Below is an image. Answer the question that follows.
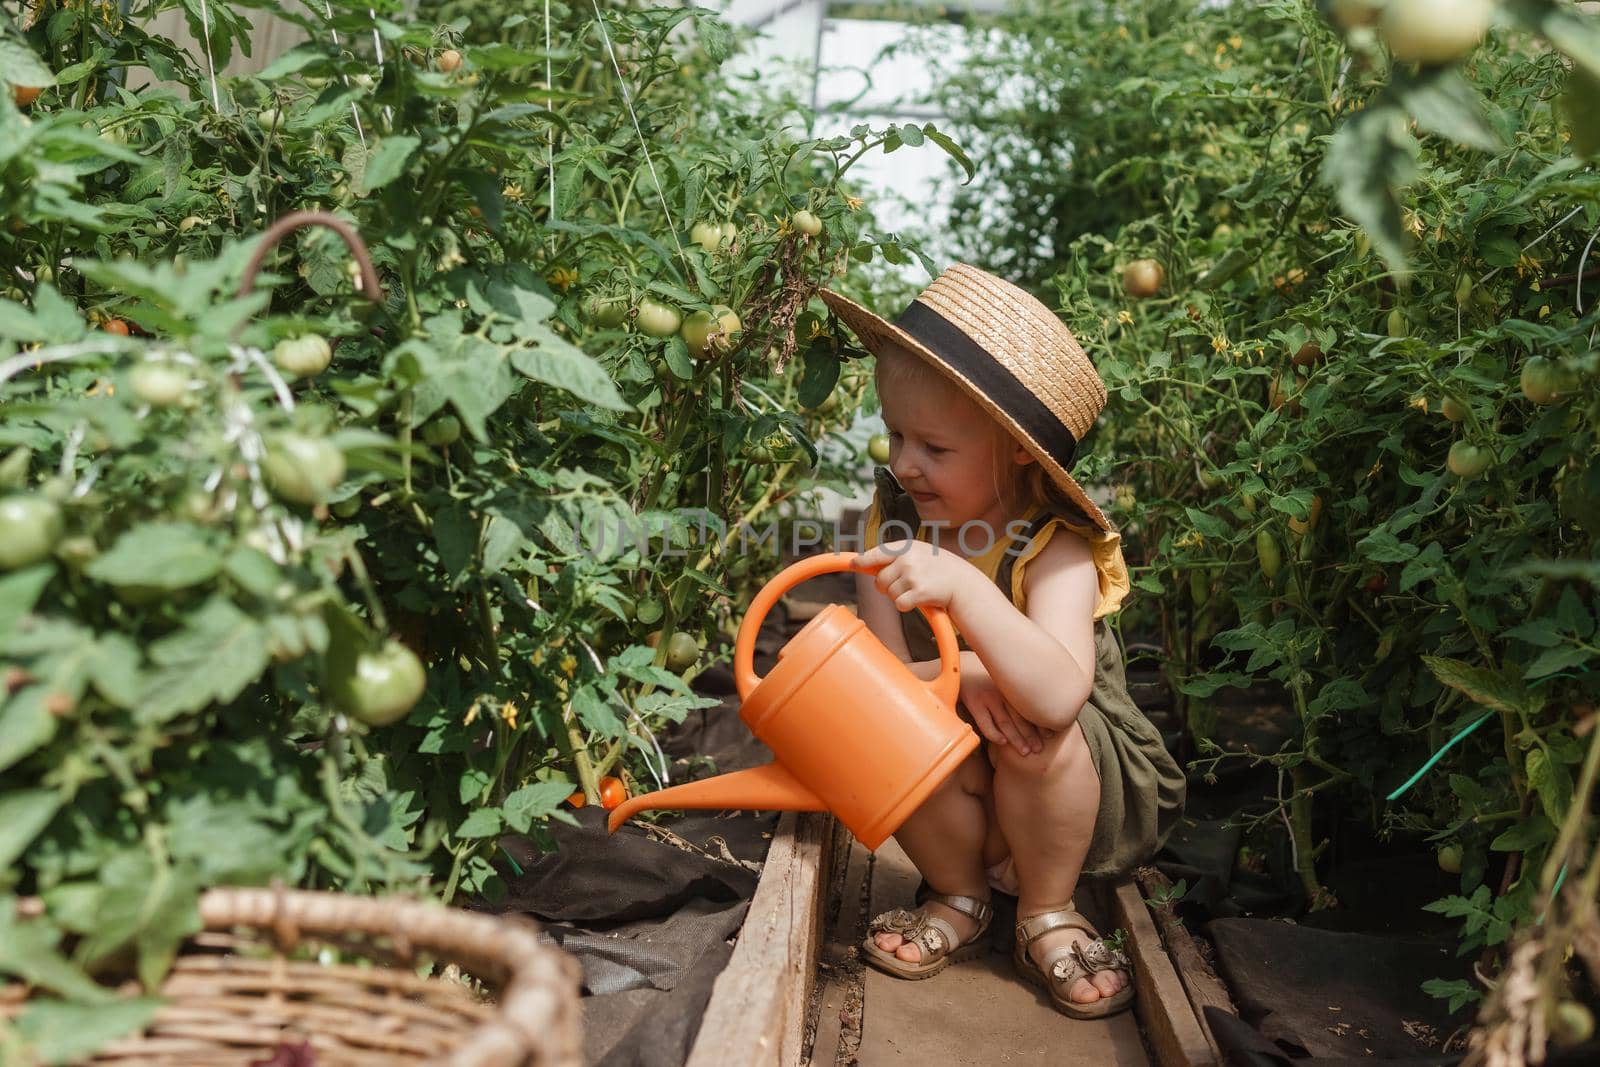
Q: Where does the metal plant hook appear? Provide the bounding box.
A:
[237,210,385,308]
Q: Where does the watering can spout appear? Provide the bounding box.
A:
[606,762,826,835]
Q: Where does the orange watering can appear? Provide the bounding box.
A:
[606,552,980,850]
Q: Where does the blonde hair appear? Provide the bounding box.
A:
[873,343,1049,518]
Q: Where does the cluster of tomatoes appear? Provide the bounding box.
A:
[567,775,628,810]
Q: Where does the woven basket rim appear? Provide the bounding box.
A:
[6,885,580,1067]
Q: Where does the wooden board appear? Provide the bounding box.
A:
[1108,878,1218,1067]
[1136,868,1237,1064]
[685,811,835,1067]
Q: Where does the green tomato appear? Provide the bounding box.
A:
[1447,441,1492,479]
[0,494,64,570]
[130,362,190,408]
[256,107,283,131]
[1386,308,1408,338]
[635,298,682,338]
[1521,356,1578,405]
[1381,0,1491,66]
[422,414,462,447]
[585,295,628,328]
[273,335,333,378]
[691,221,724,253]
[792,209,822,237]
[1436,844,1463,875]
[263,434,346,506]
[681,305,742,358]
[1552,1002,1595,1048]
[867,433,891,464]
[1256,529,1282,580]
[327,639,427,726]
[665,631,700,674]
[1440,396,1467,422]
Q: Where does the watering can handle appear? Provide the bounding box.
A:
[733,552,960,709]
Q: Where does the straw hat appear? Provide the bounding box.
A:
[821,263,1114,533]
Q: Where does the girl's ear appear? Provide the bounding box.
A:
[1012,442,1036,467]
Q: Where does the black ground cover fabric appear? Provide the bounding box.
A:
[1208,918,1471,1060]
[482,608,797,1066]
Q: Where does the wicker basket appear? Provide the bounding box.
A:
[5,886,580,1066]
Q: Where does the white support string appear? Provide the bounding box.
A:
[588,0,692,274]
[368,8,394,129]
[545,0,556,251]
[196,0,222,111]
[325,2,367,148]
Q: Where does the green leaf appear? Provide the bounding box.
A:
[571,683,623,734]
[0,790,61,870]
[695,13,734,62]
[1393,66,1502,152]
[433,505,479,586]
[1525,748,1573,826]
[1421,977,1481,1014]
[503,781,573,833]
[0,907,113,1003]
[1424,656,1543,716]
[1356,527,1419,564]
[1523,643,1590,680]
[0,40,55,89]
[456,807,504,839]
[1490,812,1554,853]
[921,124,975,183]
[76,850,201,988]
[85,523,221,591]
[508,329,631,411]
[358,135,420,194]
[87,634,142,709]
[139,598,270,722]
[0,688,57,774]
[1321,101,1417,271]
[15,997,163,1064]
[1183,506,1231,540]
[0,565,54,637]
[797,345,842,409]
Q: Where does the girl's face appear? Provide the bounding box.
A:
[878,355,1032,534]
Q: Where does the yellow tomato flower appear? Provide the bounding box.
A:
[1212,335,1229,353]
[1117,309,1134,325]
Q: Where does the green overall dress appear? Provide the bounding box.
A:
[862,467,1186,878]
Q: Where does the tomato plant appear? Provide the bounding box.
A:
[0,3,973,1048]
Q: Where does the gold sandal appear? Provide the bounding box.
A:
[1013,908,1135,1019]
[861,892,993,980]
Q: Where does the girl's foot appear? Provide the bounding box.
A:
[862,893,993,980]
[1024,922,1126,1003]
[872,895,985,963]
[1013,907,1135,1018]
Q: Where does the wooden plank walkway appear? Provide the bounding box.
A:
[811,837,1151,1066]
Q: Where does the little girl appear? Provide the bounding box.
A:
[819,264,1185,1019]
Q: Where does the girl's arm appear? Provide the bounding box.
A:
[951,531,1099,732]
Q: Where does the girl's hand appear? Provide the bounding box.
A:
[960,661,1048,755]
[851,541,981,614]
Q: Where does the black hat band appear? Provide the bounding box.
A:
[892,300,1079,471]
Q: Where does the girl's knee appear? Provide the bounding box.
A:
[993,722,1094,781]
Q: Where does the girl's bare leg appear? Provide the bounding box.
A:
[872,751,993,962]
[991,722,1124,1003]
